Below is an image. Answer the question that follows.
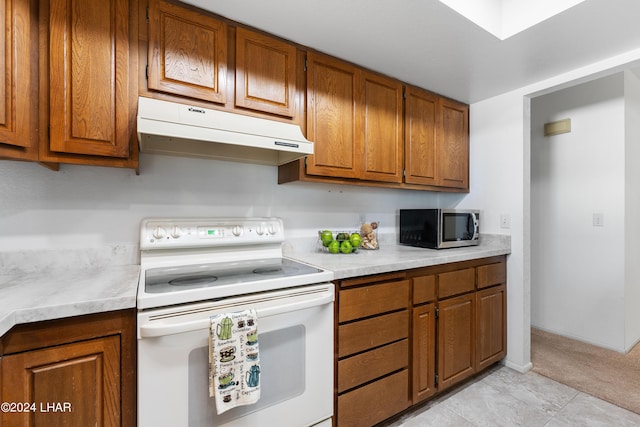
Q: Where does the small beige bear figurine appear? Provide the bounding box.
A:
[360,222,379,249]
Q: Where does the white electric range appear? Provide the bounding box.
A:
[137,217,334,427]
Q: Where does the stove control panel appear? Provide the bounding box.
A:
[140,217,284,249]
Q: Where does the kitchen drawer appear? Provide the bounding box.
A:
[413,275,436,305]
[337,369,410,427]
[339,280,410,322]
[338,311,409,358]
[338,339,408,393]
[438,268,475,299]
[477,261,506,289]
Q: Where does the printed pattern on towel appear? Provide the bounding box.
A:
[209,309,261,414]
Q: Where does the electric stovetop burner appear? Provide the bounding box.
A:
[145,258,322,294]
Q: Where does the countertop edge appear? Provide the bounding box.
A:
[0,265,139,338]
[284,233,512,281]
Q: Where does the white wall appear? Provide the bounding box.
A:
[0,154,464,252]
[467,48,640,370]
[459,90,528,370]
[624,69,640,351]
[530,74,627,351]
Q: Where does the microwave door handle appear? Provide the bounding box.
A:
[472,215,479,239]
[139,290,333,338]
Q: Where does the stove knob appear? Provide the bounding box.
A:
[232,225,243,236]
[170,226,182,239]
[152,226,166,240]
[268,222,279,235]
[256,223,265,235]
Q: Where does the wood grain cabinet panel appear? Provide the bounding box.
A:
[338,339,408,393]
[337,370,410,427]
[404,86,438,186]
[412,302,436,403]
[338,311,409,358]
[339,279,409,322]
[306,51,360,179]
[235,27,297,117]
[47,0,133,158]
[0,309,136,427]
[437,97,469,189]
[360,72,403,183]
[1,336,121,426]
[476,283,507,370]
[405,86,469,190]
[147,0,227,104]
[437,293,476,391]
[0,0,38,161]
[413,275,437,305]
[438,267,475,299]
[477,261,507,289]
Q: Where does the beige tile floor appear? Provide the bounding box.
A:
[382,365,640,427]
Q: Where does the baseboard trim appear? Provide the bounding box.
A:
[503,359,533,373]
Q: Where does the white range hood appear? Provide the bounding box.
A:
[137,97,313,166]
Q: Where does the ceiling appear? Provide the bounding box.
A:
[182,0,640,104]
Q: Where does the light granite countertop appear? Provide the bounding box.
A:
[0,265,139,337]
[0,234,509,338]
[0,245,140,337]
[283,233,511,280]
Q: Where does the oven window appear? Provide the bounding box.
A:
[188,325,305,426]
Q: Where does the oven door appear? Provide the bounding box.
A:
[137,284,334,427]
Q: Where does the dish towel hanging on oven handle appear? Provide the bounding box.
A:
[209,309,261,414]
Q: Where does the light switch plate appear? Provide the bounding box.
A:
[500,214,511,229]
[593,213,604,227]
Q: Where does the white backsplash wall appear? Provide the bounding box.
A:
[0,153,464,255]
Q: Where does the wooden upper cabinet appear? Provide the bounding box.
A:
[437,98,469,189]
[147,0,227,104]
[47,0,133,158]
[405,87,438,186]
[0,0,38,160]
[405,86,469,190]
[235,27,297,117]
[361,72,403,183]
[306,52,360,179]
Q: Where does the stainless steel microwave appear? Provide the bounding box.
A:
[399,209,480,249]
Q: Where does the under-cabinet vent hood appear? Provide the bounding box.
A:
[137,97,313,166]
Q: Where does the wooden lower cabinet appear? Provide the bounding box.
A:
[0,309,136,427]
[336,275,410,427]
[2,336,121,426]
[437,293,476,391]
[336,256,507,426]
[476,284,507,370]
[412,303,436,403]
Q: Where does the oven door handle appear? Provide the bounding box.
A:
[139,290,333,338]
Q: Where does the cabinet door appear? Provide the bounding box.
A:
[359,72,403,183]
[148,0,227,104]
[1,336,121,426]
[235,27,297,117]
[412,303,436,403]
[437,98,469,189]
[476,284,507,370]
[438,293,475,391]
[404,86,438,186]
[0,0,38,160]
[47,0,132,158]
[306,52,360,179]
